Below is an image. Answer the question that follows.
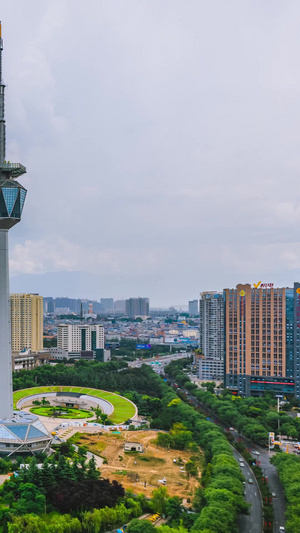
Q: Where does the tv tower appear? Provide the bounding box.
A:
[0,21,27,419]
[0,23,50,455]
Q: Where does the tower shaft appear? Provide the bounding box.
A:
[0,230,13,418]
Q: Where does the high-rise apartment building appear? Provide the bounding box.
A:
[57,324,104,354]
[43,297,55,313]
[114,300,126,313]
[224,283,298,396]
[100,298,114,313]
[188,300,199,316]
[10,294,43,352]
[199,292,224,380]
[125,298,149,318]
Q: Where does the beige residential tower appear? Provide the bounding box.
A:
[10,294,43,352]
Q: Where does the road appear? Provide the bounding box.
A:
[184,391,263,533]
[234,433,286,533]
[227,426,286,533]
[232,448,263,533]
[129,352,191,368]
[185,390,284,533]
[259,451,286,533]
[199,401,286,533]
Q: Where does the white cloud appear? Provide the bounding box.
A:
[9,238,169,278]
[3,0,300,304]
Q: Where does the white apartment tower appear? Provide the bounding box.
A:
[199,292,224,380]
[57,324,104,354]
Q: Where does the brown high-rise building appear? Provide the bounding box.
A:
[225,283,294,396]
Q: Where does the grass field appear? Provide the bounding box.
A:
[30,407,94,419]
[13,386,136,424]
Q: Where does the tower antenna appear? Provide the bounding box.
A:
[0,21,6,164]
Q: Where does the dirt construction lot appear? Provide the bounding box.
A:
[74,430,201,500]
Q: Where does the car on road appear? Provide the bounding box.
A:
[271,492,276,498]
[279,527,285,532]
[252,450,260,455]
[248,478,253,484]
[239,462,245,467]
[229,427,235,431]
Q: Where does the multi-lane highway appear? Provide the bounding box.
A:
[232,447,263,533]
[182,390,287,533]
[235,433,286,533]
[182,392,263,533]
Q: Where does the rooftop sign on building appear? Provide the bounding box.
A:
[253,282,274,289]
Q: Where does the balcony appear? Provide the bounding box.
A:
[0,162,26,178]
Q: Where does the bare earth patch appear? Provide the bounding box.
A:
[74,430,202,499]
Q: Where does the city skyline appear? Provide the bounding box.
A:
[3,2,300,306]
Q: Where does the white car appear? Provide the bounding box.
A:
[279,527,285,532]
[240,462,245,467]
[252,451,260,455]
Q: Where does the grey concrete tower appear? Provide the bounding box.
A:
[0,24,51,456]
[0,22,27,419]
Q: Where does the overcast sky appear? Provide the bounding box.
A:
[2,1,300,307]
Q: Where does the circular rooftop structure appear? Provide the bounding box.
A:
[14,387,138,425]
[0,411,51,456]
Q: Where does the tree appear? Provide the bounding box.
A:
[151,487,168,515]
[185,460,198,478]
[127,519,156,533]
[78,446,88,458]
[280,423,297,440]
[47,479,124,513]
[24,458,40,486]
[86,456,99,480]
[170,429,193,451]
[14,483,46,515]
[202,381,216,394]
[41,397,49,406]
[58,440,74,457]
[193,487,205,512]
[40,459,56,489]
[156,433,173,449]
[100,413,108,425]
[95,406,102,420]
[165,496,182,520]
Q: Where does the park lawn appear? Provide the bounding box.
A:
[81,388,97,395]
[30,407,94,419]
[87,389,136,424]
[13,387,136,424]
[13,387,54,408]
